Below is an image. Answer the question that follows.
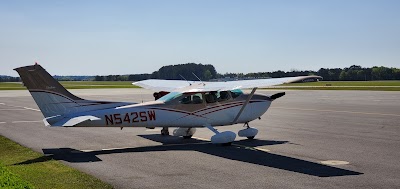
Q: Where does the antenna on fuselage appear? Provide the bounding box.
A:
[179,74,192,86]
[192,72,205,86]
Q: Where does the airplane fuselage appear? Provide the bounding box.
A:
[74,93,272,128]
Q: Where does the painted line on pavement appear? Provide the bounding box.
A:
[81,142,211,153]
[11,120,43,123]
[232,143,271,152]
[0,103,40,112]
[0,109,27,111]
[274,107,400,117]
[192,136,271,152]
[24,107,40,111]
[320,160,350,165]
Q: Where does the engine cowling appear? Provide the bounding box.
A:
[238,128,258,138]
[211,131,236,144]
[173,127,196,137]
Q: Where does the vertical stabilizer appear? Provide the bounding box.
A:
[14,64,84,118]
[14,64,82,100]
[14,64,132,126]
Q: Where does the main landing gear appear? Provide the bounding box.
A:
[206,125,236,145]
[238,122,258,139]
[161,127,196,139]
[161,127,169,136]
[173,128,196,139]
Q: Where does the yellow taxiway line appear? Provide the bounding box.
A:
[192,136,271,152]
[79,136,271,153]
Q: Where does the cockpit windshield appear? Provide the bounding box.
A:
[157,92,182,102]
[231,89,243,98]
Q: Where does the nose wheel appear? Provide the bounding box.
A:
[238,122,258,139]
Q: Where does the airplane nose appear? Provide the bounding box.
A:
[251,92,285,101]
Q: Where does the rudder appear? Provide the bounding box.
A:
[14,64,84,118]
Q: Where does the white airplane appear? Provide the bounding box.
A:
[14,64,321,145]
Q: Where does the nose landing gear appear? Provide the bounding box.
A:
[238,122,258,139]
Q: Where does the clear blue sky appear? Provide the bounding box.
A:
[1,0,399,76]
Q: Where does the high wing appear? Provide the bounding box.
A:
[133,76,322,92]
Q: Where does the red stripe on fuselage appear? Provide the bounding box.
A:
[147,100,268,118]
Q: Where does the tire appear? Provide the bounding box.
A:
[161,131,169,136]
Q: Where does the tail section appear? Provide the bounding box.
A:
[14,64,130,121]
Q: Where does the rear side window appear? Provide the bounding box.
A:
[205,92,217,103]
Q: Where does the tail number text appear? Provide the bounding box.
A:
[105,111,156,125]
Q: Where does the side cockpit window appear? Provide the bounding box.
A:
[218,91,231,102]
[205,92,217,103]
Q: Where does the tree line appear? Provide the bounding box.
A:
[0,76,20,82]
[94,63,217,81]
[1,64,400,82]
[93,64,400,81]
[218,65,400,81]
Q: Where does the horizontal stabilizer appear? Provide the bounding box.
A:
[51,116,101,127]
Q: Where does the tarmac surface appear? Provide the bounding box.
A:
[0,89,399,189]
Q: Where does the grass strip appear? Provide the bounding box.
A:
[0,81,140,90]
[280,81,400,86]
[0,163,34,189]
[0,135,113,189]
[265,86,400,91]
[1,80,400,91]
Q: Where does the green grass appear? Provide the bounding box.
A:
[0,164,34,189]
[0,135,113,189]
[267,81,400,91]
[0,81,139,90]
[270,86,400,91]
[0,82,25,90]
[60,81,135,86]
[280,81,400,86]
[1,80,400,91]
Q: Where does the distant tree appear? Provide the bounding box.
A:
[372,66,393,80]
[154,63,217,80]
[204,70,212,81]
[339,70,348,80]
[393,68,400,80]
[95,75,103,81]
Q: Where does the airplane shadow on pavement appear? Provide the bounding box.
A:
[15,134,362,177]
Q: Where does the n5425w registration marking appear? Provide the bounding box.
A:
[105,110,156,125]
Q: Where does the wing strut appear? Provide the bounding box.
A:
[232,87,257,124]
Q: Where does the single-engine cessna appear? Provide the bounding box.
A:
[15,64,321,145]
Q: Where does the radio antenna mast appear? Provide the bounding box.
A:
[192,72,205,86]
[179,74,192,86]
